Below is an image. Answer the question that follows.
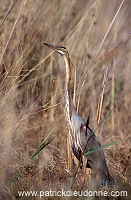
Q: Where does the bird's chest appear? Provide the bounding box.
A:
[70,116,87,151]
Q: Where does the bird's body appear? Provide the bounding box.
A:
[44,43,110,186]
[71,107,109,183]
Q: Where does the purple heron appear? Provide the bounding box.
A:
[44,43,110,186]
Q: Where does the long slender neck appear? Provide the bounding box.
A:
[63,55,73,125]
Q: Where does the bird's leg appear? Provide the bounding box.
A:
[80,156,87,189]
[67,133,73,171]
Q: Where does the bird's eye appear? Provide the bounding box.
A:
[62,47,67,53]
[59,46,66,50]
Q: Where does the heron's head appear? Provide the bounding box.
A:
[44,43,69,57]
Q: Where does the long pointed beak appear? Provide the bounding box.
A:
[43,43,59,51]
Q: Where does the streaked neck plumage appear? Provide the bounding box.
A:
[63,55,74,131]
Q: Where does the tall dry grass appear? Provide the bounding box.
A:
[0,0,131,199]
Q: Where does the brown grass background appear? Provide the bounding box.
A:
[0,0,131,199]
